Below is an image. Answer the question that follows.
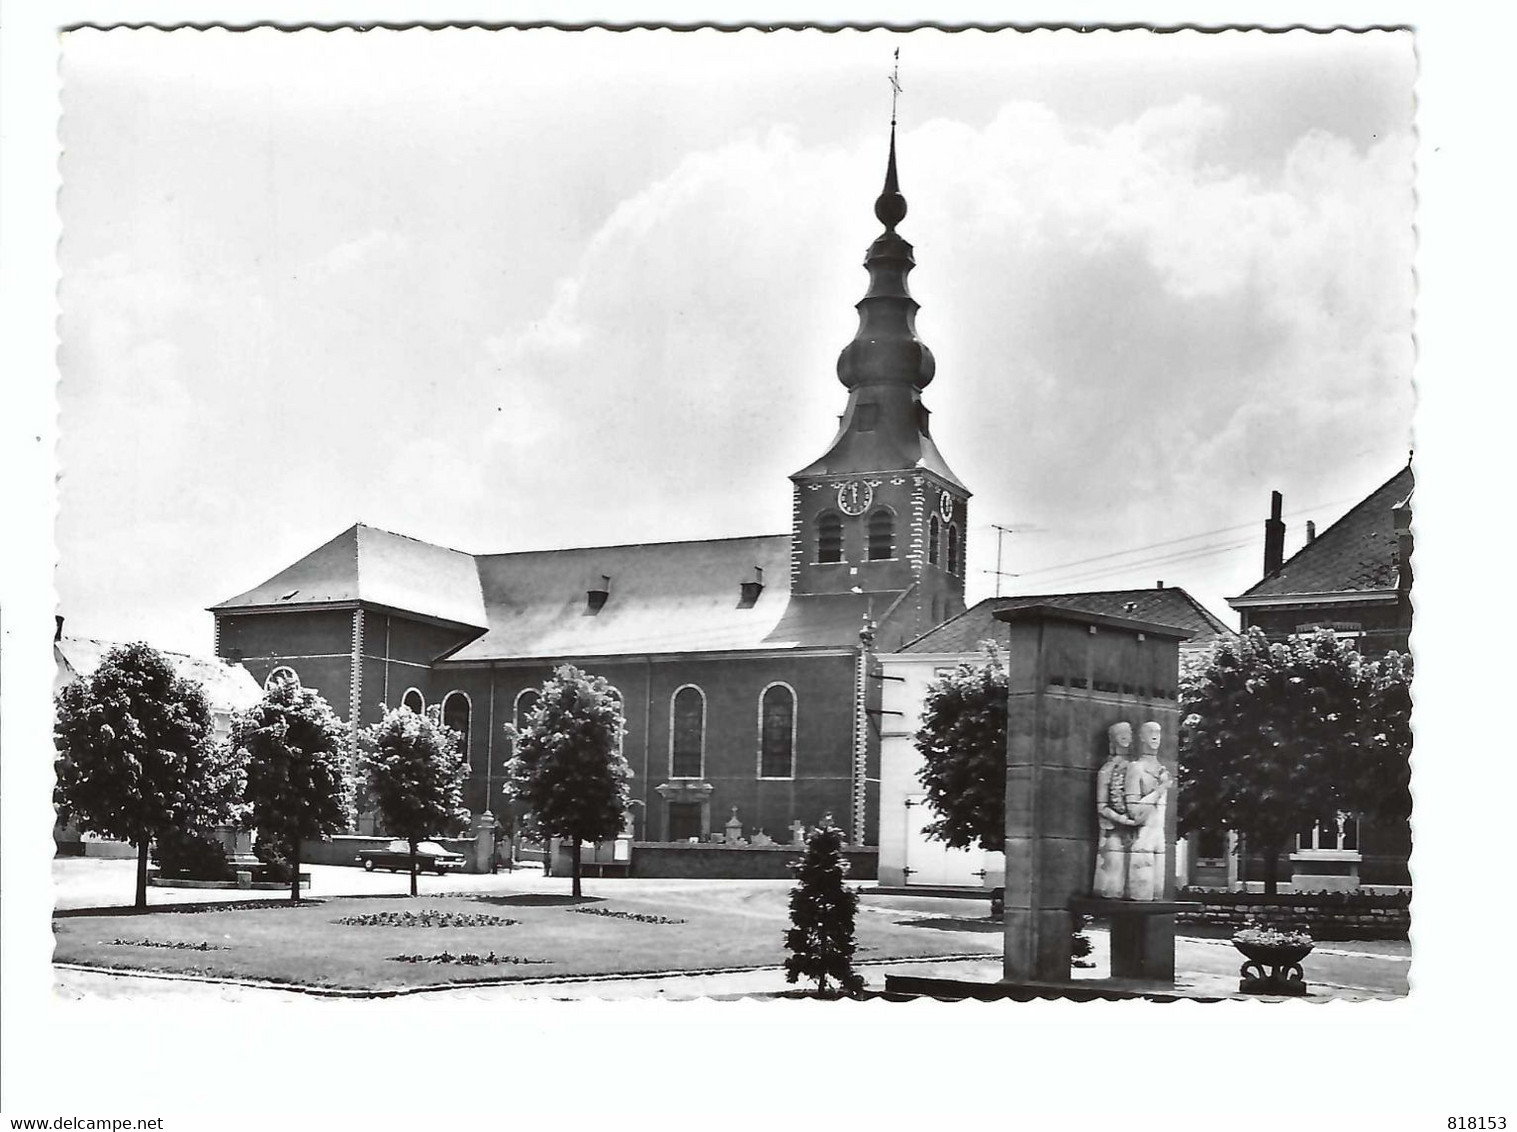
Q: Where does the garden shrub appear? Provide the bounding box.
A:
[151,828,232,880]
[254,838,294,883]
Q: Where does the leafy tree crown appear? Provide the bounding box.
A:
[357,705,470,843]
[913,649,1008,853]
[54,641,243,843]
[233,677,354,851]
[504,665,632,846]
[1179,627,1411,844]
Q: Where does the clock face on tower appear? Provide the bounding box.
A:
[938,490,954,521]
[836,480,873,516]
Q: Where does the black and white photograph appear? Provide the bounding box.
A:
[0,7,1507,1128]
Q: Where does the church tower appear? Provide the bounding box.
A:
[790,122,970,637]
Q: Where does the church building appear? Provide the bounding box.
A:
[210,124,970,851]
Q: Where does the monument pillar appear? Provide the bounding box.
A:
[992,604,1192,986]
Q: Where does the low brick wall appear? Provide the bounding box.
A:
[629,842,878,881]
[299,835,473,867]
[1175,889,1410,941]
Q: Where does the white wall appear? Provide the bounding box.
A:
[877,651,1003,889]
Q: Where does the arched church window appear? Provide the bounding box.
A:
[928,515,941,566]
[442,691,471,756]
[867,508,895,561]
[401,688,425,714]
[946,524,961,576]
[669,685,705,779]
[514,688,540,729]
[265,666,299,690]
[817,512,843,564]
[758,683,796,779]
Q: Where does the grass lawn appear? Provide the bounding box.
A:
[52,882,1003,992]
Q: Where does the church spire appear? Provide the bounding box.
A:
[874,122,907,231]
[835,114,935,392]
[792,88,962,489]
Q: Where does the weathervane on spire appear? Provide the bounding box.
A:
[889,47,902,126]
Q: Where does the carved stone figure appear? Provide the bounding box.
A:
[1092,722,1137,898]
[1123,721,1172,901]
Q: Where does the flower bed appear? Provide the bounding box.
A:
[334,910,518,928]
[567,907,685,925]
[388,951,549,966]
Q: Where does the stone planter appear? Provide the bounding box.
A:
[1234,939,1312,996]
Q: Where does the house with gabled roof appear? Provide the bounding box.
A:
[1229,464,1413,658]
[1221,466,1415,890]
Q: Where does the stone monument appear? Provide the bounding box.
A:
[992,604,1195,987]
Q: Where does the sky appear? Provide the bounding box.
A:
[56,27,1416,653]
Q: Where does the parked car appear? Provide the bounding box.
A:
[357,839,466,874]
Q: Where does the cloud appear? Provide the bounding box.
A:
[466,97,1413,585]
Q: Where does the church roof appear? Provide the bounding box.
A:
[448,534,885,662]
[1231,466,1414,603]
[211,523,488,629]
[897,586,1232,655]
[214,525,890,659]
[55,636,264,713]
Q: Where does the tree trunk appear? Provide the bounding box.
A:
[409,837,419,897]
[1262,846,1280,896]
[571,837,582,899]
[290,838,302,903]
[135,840,150,910]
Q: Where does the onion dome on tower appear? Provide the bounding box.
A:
[792,121,964,488]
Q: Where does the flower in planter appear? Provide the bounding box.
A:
[1232,923,1312,948]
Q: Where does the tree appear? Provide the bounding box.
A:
[233,674,353,901]
[913,650,1008,852]
[1179,628,1412,894]
[54,642,244,909]
[358,705,470,895]
[783,817,866,997]
[504,665,631,898]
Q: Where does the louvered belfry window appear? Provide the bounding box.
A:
[867,508,894,560]
[817,512,843,563]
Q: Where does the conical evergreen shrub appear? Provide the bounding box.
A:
[783,817,865,997]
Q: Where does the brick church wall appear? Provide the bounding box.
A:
[216,609,355,714]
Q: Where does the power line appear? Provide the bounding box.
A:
[999,495,1352,582]
[1024,538,1255,591]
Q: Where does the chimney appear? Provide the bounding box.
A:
[1306,520,1317,544]
[1263,490,1286,576]
[586,574,611,615]
[739,566,765,608]
[1155,580,1164,590]
[54,614,64,643]
[1393,496,1413,592]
